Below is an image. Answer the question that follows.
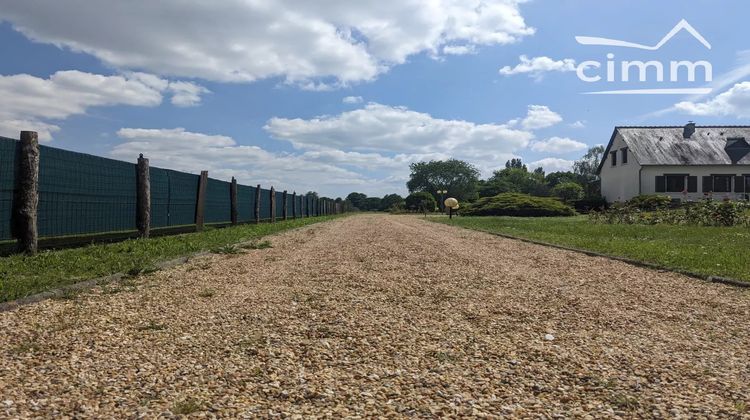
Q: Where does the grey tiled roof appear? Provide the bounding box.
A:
[615,126,750,165]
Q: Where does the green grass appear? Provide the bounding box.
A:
[0,216,340,302]
[432,215,750,282]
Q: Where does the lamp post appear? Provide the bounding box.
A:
[444,198,459,219]
[437,189,447,212]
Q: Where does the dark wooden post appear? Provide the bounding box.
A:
[230,177,238,225]
[195,170,208,231]
[292,192,297,219]
[254,184,261,224]
[136,154,150,238]
[270,187,276,223]
[13,131,40,254]
[282,190,288,221]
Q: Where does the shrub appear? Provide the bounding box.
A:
[626,194,672,210]
[552,182,584,203]
[573,197,608,213]
[461,193,576,217]
[589,199,750,227]
[405,192,437,213]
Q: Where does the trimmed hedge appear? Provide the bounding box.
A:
[462,193,576,217]
[626,194,673,210]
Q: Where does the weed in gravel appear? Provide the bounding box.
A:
[54,288,82,301]
[10,340,41,354]
[736,401,748,414]
[429,350,457,363]
[125,265,159,278]
[240,240,273,250]
[610,393,640,410]
[172,398,202,415]
[197,288,215,298]
[137,321,166,332]
[213,245,241,255]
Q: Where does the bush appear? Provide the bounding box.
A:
[462,193,576,217]
[552,182,584,203]
[589,199,750,227]
[405,192,437,213]
[573,197,608,213]
[626,194,672,210]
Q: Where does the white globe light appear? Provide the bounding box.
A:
[444,197,458,208]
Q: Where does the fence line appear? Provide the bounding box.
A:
[0,131,345,254]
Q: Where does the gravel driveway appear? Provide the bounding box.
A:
[1,214,749,417]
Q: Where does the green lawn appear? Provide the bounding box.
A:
[431,215,750,282]
[0,216,340,302]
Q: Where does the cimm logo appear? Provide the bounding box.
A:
[575,19,713,95]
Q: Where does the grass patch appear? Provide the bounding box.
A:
[432,215,750,282]
[197,288,216,298]
[0,216,341,302]
[172,398,202,415]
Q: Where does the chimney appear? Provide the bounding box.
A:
[683,121,696,139]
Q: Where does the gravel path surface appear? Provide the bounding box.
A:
[1,214,749,418]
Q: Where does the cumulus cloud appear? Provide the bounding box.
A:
[0,71,208,141]
[0,1,534,87]
[510,105,563,130]
[442,45,477,55]
[342,96,364,104]
[499,55,577,78]
[264,102,534,156]
[530,136,588,154]
[111,127,375,196]
[527,157,574,173]
[674,81,750,118]
[569,120,586,128]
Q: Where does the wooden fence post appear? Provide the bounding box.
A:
[136,154,150,238]
[254,184,261,224]
[13,131,39,254]
[282,190,288,221]
[292,192,297,219]
[195,170,208,231]
[230,177,238,225]
[270,187,276,223]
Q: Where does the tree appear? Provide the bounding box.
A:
[505,158,527,170]
[346,192,368,210]
[364,197,382,211]
[407,159,480,203]
[545,171,579,188]
[405,192,437,213]
[573,145,605,197]
[380,194,405,211]
[306,191,319,199]
[552,182,584,203]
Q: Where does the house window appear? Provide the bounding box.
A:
[610,151,617,166]
[713,175,733,192]
[665,175,685,192]
[621,148,628,164]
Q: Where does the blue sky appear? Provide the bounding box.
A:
[1,0,749,197]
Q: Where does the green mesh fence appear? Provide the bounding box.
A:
[37,145,137,237]
[205,178,231,224]
[0,140,325,241]
[259,188,271,220]
[237,184,255,223]
[0,137,16,240]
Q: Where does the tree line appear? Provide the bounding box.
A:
[341,146,605,212]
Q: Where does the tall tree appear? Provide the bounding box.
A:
[505,158,527,170]
[573,145,605,197]
[406,159,480,202]
[380,194,405,211]
[345,192,368,210]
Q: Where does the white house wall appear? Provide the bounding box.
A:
[641,165,750,201]
[600,132,641,202]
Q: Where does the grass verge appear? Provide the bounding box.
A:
[431,215,750,282]
[0,216,341,302]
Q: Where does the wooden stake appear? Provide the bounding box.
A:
[136,154,151,238]
[230,177,238,225]
[13,131,39,254]
[282,190,288,221]
[195,170,208,231]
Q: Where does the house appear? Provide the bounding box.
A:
[598,123,750,202]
